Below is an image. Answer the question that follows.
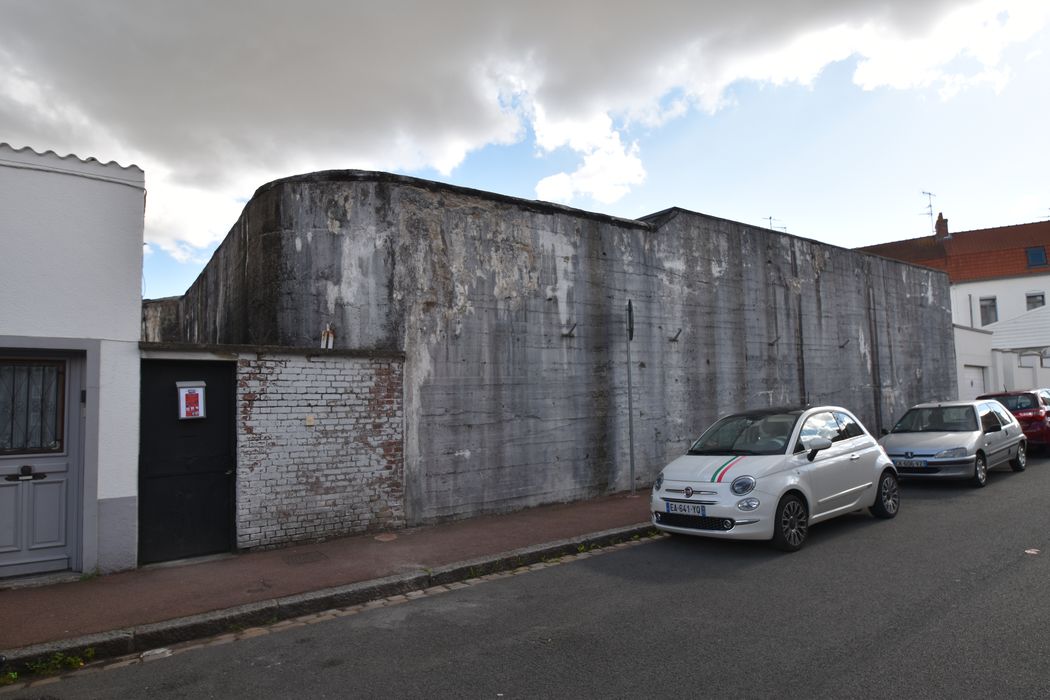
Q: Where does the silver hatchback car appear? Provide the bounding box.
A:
[879,400,1027,487]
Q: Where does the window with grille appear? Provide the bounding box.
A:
[0,360,65,454]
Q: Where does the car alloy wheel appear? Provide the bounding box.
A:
[870,470,900,519]
[972,454,988,488]
[771,494,808,552]
[1011,442,1027,472]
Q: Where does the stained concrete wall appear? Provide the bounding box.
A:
[143,171,956,525]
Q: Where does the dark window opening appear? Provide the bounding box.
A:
[1027,292,1045,311]
[979,297,998,326]
[1027,247,1047,267]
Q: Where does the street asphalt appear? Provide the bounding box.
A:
[5,454,1049,698]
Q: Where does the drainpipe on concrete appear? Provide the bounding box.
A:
[626,300,636,494]
[867,285,884,434]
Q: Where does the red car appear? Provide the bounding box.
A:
[977,389,1050,448]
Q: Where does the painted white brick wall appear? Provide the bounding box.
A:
[236,353,404,549]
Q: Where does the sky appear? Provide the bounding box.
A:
[2,0,1048,299]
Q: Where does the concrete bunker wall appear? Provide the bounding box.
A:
[144,171,956,526]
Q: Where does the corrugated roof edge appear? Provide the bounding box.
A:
[0,142,143,173]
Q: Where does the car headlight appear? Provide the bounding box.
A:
[730,475,756,495]
[737,497,761,511]
[935,447,969,459]
[653,473,664,491]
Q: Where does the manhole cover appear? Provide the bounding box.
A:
[374,533,398,542]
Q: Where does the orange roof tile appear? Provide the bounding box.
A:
[858,220,1050,283]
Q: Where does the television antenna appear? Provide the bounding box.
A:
[764,216,787,232]
[921,191,936,233]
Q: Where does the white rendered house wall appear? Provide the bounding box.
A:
[0,143,145,573]
[951,274,1050,329]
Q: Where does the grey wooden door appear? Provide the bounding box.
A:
[0,357,81,578]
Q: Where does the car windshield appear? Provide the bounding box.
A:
[688,413,799,456]
[891,406,977,433]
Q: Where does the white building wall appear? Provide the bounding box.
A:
[0,144,144,574]
[97,341,141,500]
[951,275,1050,328]
[953,325,995,399]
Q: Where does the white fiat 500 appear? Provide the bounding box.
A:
[651,406,899,551]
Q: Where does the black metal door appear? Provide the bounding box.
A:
[139,360,235,564]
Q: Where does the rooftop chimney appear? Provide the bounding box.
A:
[934,212,949,240]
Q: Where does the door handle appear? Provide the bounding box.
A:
[849,454,861,461]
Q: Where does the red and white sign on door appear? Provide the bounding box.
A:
[177,381,207,419]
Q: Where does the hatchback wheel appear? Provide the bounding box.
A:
[971,453,988,488]
[870,470,900,519]
[1011,442,1027,472]
[771,494,808,552]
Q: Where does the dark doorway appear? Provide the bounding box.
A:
[139,360,235,564]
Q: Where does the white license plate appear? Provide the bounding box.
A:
[666,502,706,516]
[895,459,927,468]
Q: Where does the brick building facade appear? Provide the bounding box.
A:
[236,352,404,548]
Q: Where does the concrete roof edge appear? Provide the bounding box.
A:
[138,342,405,360]
[251,169,652,229]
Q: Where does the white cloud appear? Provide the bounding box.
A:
[0,0,1046,259]
[535,129,646,204]
[851,0,1050,92]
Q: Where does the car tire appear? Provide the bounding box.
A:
[869,470,900,519]
[971,453,988,488]
[1011,442,1027,472]
[770,493,808,552]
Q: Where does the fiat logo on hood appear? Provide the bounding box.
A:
[684,487,694,498]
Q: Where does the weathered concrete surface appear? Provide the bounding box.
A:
[143,171,956,525]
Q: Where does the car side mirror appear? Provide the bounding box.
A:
[802,436,833,462]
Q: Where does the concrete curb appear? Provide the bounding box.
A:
[1,523,656,675]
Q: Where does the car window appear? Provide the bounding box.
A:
[689,413,798,456]
[891,406,977,432]
[989,402,1015,426]
[979,405,1001,432]
[795,411,840,452]
[983,394,1016,410]
[1040,390,1050,406]
[834,411,865,439]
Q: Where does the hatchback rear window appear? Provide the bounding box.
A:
[982,394,1038,411]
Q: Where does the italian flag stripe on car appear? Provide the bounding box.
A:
[712,456,745,483]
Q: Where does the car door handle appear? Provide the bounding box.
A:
[849,454,861,461]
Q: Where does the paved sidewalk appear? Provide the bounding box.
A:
[0,493,652,667]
